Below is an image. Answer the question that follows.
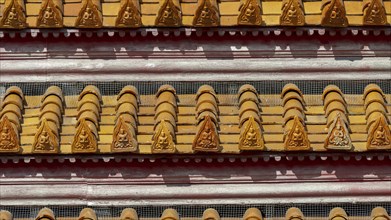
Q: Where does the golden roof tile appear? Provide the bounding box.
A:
[202,208,220,220]
[78,208,97,220]
[119,208,138,220]
[329,207,348,220]
[286,207,304,220]
[243,208,263,220]
[0,210,13,220]
[371,207,391,220]
[161,209,179,220]
[35,208,55,220]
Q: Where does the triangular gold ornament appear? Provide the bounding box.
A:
[284,116,310,151]
[239,116,264,150]
[75,0,102,28]
[32,118,59,153]
[115,0,142,27]
[112,116,138,152]
[37,0,63,27]
[193,115,220,152]
[367,116,391,150]
[155,0,181,26]
[193,0,219,26]
[280,0,305,25]
[0,116,19,153]
[324,114,352,150]
[238,0,262,25]
[0,0,26,28]
[72,119,97,153]
[321,0,348,27]
[151,120,176,153]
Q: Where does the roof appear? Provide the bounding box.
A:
[0,0,390,29]
[0,206,390,220]
[0,83,390,156]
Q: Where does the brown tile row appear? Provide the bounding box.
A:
[0,83,390,154]
[1,206,390,220]
[0,0,390,29]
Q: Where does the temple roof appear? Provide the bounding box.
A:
[0,0,390,29]
[0,83,390,156]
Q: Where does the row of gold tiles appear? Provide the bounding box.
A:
[1,206,390,220]
[0,84,390,154]
[0,0,390,29]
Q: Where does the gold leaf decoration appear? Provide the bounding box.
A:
[367,116,391,150]
[72,119,97,153]
[155,0,181,26]
[32,119,59,153]
[151,120,176,153]
[284,116,310,151]
[321,0,348,27]
[239,116,264,150]
[363,0,387,25]
[0,0,26,28]
[0,116,19,153]
[324,114,352,150]
[75,0,102,28]
[37,0,63,28]
[115,0,142,27]
[238,0,262,25]
[193,115,220,152]
[193,0,219,27]
[112,116,138,152]
[280,0,305,26]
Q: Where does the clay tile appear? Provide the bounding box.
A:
[196,85,218,101]
[203,209,220,220]
[285,207,304,220]
[243,208,263,220]
[240,110,262,127]
[322,85,343,101]
[239,84,258,97]
[1,94,24,110]
[77,111,99,127]
[118,86,140,103]
[0,210,12,220]
[239,92,259,106]
[0,104,22,120]
[371,207,390,220]
[365,102,386,119]
[117,103,138,119]
[161,209,179,220]
[154,113,176,130]
[282,92,305,106]
[196,102,218,115]
[197,111,218,125]
[156,85,177,98]
[2,114,21,132]
[41,96,63,112]
[77,96,101,111]
[364,92,387,109]
[364,84,385,100]
[118,113,137,128]
[239,101,260,117]
[281,84,303,99]
[42,86,64,103]
[41,104,62,120]
[78,102,100,118]
[283,99,304,113]
[35,208,55,220]
[323,95,345,111]
[155,104,177,120]
[78,208,97,220]
[329,208,348,220]
[325,101,347,117]
[120,208,138,220]
[4,86,24,100]
[78,85,102,102]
